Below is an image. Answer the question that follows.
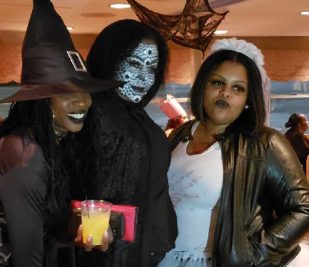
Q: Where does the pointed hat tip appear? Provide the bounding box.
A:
[33,0,53,8]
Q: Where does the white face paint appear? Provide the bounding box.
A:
[114,42,159,103]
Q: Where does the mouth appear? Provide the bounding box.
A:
[215,99,230,109]
[67,112,87,124]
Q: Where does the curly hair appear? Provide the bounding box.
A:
[0,99,70,224]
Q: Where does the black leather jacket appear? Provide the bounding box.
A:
[170,120,309,267]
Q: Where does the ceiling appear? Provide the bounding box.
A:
[0,0,308,36]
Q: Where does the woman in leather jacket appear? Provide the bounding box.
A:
[158,38,309,267]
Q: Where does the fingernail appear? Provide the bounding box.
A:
[87,235,93,243]
[104,230,108,239]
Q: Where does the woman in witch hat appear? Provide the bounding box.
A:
[0,1,117,266]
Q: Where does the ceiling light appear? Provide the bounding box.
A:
[214,30,228,35]
[300,11,309,15]
[110,4,131,9]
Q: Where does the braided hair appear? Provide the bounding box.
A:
[0,99,70,225]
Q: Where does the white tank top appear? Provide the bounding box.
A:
[168,122,223,252]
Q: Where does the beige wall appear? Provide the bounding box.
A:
[0,31,309,84]
[0,30,199,85]
[193,36,309,83]
[236,37,309,82]
[166,41,203,84]
[0,31,23,83]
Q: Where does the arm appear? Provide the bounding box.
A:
[0,165,47,267]
[147,172,178,267]
[288,132,309,164]
[264,132,309,253]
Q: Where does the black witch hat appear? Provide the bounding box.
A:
[0,0,119,103]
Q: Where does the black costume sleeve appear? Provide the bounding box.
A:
[70,94,177,267]
[0,140,48,267]
[0,167,46,267]
[261,131,309,264]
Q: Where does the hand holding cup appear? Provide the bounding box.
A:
[75,224,113,251]
[74,200,113,251]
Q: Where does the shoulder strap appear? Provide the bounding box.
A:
[168,120,196,151]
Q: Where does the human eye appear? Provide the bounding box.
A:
[148,64,157,72]
[232,85,247,94]
[209,79,224,88]
[127,58,141,68]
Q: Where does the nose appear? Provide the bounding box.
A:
[219,85,231,98]
[74,92,92,110]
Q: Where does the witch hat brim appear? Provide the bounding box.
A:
[0,80,121,104]
[0,0,119,103]
[0,81,21,102]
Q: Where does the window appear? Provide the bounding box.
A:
[146,81,309,133]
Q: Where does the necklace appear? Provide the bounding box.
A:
[53,127,67,143]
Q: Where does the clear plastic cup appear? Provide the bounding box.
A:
[81,200,112,245]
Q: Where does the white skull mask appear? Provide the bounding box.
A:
[114,42,159,103]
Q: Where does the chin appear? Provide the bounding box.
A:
[67,125,84,133]
[74,127,84,132]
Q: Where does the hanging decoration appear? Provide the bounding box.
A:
[127,0,229,54]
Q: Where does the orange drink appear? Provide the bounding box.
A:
[81,200,112,245]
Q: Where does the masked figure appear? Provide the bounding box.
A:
[67,20,177,267]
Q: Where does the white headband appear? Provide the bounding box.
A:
[210,38,270,91]
[210,38,271,123]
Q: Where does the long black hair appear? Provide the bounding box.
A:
[0,99,70,224]
[190,49,266,136]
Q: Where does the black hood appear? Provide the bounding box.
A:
[86,19,168,108]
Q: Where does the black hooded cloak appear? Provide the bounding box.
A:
[68,20,177,267]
